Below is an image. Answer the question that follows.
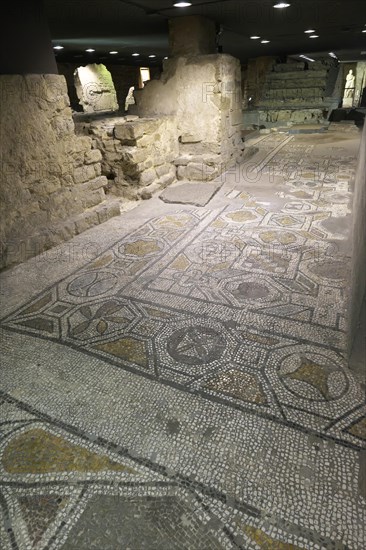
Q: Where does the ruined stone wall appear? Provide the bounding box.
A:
[57,62,83,111]
[58,63,159,114]
[348,121,366,354]
[75,115,178,199]
[0,74,120,269]
[135,54,244,181]
[258,61,332,124]
[354,62,366,107]
[243,58,338,126]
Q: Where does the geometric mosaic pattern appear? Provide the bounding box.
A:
[1,128,365,550]
[1,202,363,449]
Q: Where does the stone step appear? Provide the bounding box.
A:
[263,79,326,89]
[273,62,306,72]
[256,108,325,124]
[258,100,326,109]
[262,89,325,100]
[266,70,328,80]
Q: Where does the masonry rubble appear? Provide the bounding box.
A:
[75,115,179,200]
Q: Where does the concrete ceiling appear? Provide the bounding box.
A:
[45,0,366,65]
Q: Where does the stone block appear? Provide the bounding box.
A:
[74,164,97,184]
[104,152,123,163]
[177,163,218,182]
[180,134,202,144]
[139,182,161,200]
[104,140,118,153]
[158,172,176,189]
[94,164,102,177]
[114,123,143,142]
[72,136,93,154]
[138,118,161,134]
[139,168,157,186]
[143,159,154,170]
[35,177,62,196]
[136,134,155,148]
[74,210,100,234]
[156,163,174,178]
[95,201,121,223]
[78,176,108,193]
[179,141,221,155]
[121,147,148,165]
[81,189,105,209]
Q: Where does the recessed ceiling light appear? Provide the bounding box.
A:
[53,45,64,50]
[362,29,366,33]
[149,55,156,58]
[329,52,338,59]
[109,51,118,54]
[85,49,95,52]
[299,54,315,62]
[250,36,261,40]
[309,35,319,38]
[174,2,192,7]
[273,2,291,8]
[164,57,169,60]
[261,40,270,44]
[304,30,316,34]
[132,53,140,57]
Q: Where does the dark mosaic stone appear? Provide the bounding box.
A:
[167,326,226,366]
[21,293,53,315]
[310,260,346,280]
[51,305,69,314]
[16,317,54,334]
[61,496,223,550]
[19,495,65,545]
[346,417,366,441]
[233,281,269,300]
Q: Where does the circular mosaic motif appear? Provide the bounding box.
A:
[67,272,118,297]
[278,353,348,402]
[167,326,226,366]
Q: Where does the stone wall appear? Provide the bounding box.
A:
[0,74,120,270]
[243,56,276,109]
[58,63,160,113]
[74,64,119,113]
[348,121,366,354]
[243,58,338,126]
[75,115,178,199]
[135,54,244,181]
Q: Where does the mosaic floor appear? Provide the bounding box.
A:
[1,124,365,549]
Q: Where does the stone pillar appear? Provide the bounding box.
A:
[0,0,57,74]
[169,15,216,57]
